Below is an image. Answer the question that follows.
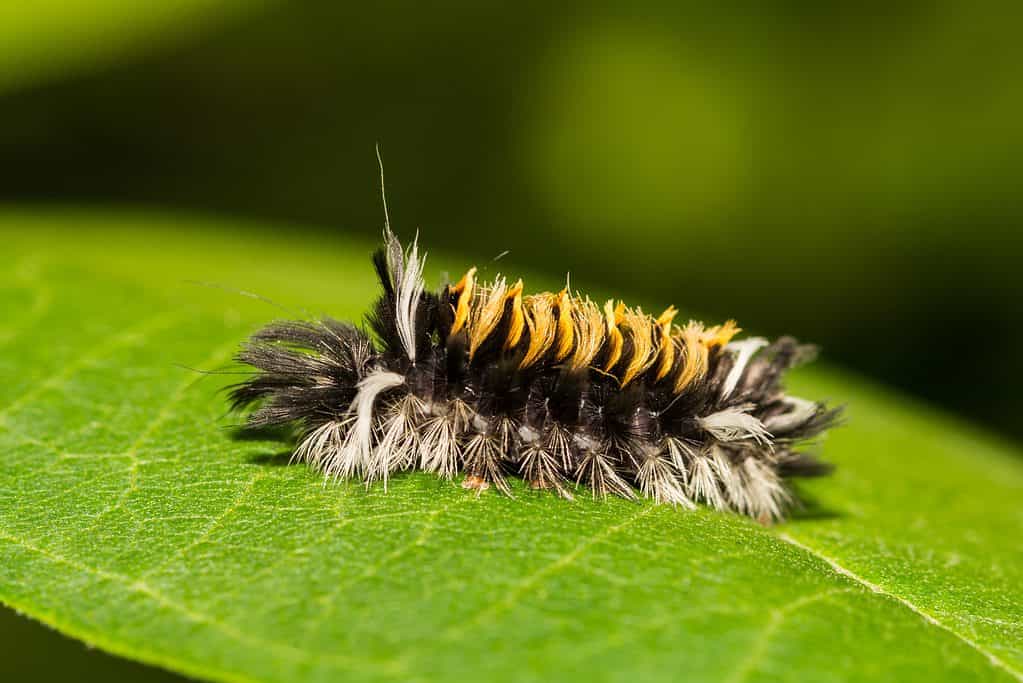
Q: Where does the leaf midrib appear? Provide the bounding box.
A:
[776,533,1023,682]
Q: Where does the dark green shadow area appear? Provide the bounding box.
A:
[0,604,188,681]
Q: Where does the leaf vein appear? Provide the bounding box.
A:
[0,528,406,676]
[778,532,1023,682]
[444,505,655,639]
[725,587,854,683]
[140,470,265,579]
[301,497,465,636]
[75,339,239,536]
[0,311,181,419]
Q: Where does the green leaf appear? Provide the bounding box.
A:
[1,209,1021,683]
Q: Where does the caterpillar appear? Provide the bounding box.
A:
[230,229,841,522]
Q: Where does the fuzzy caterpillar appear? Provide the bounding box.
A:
[230,230,841,522]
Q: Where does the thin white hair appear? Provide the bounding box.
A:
[721,337,769,399]
[384,228,426,365]
[370,392,424,489]
[636,444,695,508]
[323,368,405,480]
[740,456,790,521]
[293,419,349,470]
[763,396,819,434]
[688,450,726,510]
[698,404,772,447]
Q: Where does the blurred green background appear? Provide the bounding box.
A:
[4,1,1021,441]
[1,1,1021,678]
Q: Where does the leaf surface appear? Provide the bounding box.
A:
[1,211,1021,683]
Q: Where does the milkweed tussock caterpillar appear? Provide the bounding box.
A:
[230,230,842,522]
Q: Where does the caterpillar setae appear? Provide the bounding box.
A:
[230,229,842,522]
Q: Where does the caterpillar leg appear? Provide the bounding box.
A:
[519,423,574,499]
[461,433,510,496]
[461,474,491,495]
[573,439,636,501]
